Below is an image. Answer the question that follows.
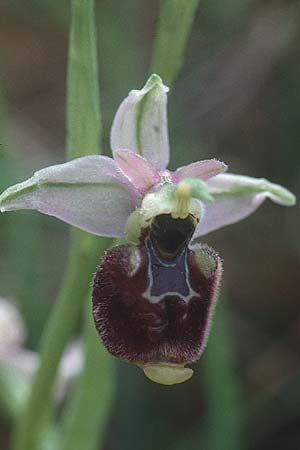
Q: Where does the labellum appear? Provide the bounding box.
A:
[92,212,222,385]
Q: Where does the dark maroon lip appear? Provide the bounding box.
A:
[92,215,222,367]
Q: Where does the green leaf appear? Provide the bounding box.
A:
[66,0,102,158]
[150,0,201,85]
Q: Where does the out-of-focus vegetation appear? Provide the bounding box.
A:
[0,0,299,449]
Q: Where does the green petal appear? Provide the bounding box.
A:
[194,173,296,237]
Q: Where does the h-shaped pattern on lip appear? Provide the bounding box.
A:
[142,237,200,305]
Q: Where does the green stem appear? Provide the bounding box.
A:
[12,0,107,449]
[203,300,244,450]
[150,0,201,86]
[58,0,116,446]
[60,298,115,450]
[12,231,110,450]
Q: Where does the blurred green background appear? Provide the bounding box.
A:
[0,0,299,449]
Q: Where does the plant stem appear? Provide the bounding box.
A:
[12,231,110,450]
[203,300,244,450]
[59,0,116,446]
[60,298,115,450]
[12,0,108,449]
[150,0,201,86]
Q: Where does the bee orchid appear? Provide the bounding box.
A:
[0,75,295,385]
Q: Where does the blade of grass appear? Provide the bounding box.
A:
[66,0,102,159]
[150,0,201,86]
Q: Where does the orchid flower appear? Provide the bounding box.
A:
[0,75,295,385]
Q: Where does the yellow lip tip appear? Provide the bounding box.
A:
[139,363,194,385]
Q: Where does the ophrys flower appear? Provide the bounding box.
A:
[0,75,295,385]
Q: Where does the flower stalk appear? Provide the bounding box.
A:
[13,231,110,450]
[12,1,111,449]
[204,300,244,450]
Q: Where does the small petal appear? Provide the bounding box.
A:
[110,74,170,170]
[208,174,296,206]
[194,173,296,237]
[172,159,227,183]
[0,156,140,237]
[114,149,160,194]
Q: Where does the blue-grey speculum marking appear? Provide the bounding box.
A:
[142,214,199,304]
